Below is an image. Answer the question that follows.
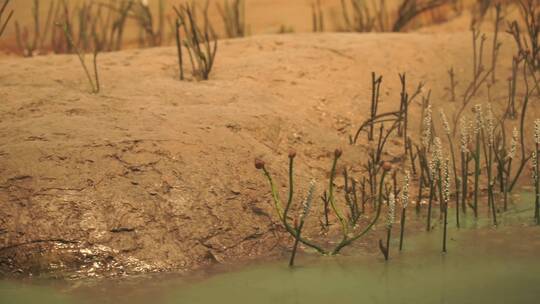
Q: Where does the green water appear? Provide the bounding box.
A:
[1,195,539,304]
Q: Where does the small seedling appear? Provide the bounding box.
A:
[58,22,100,94]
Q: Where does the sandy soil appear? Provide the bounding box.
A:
[1,10,539,277]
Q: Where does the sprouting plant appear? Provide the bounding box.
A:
[58,22,100,94]
[379,192,395,261]
[217,0,246,38]
[0,0,13,38]
[344,168,362,226]
[399,171,409,251]
[289,179,316,267]
[311,0,324,32]
[174,3,218,81]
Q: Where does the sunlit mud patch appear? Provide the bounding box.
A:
[0,241,161,279]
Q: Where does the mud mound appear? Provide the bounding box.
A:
[0,32,524,277]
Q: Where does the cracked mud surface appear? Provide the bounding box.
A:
[0,31,537,278]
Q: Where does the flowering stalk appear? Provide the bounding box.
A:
[399,171,410,251]
[460,116,471,214]
[440,109,460,227]
[379,192,395,261]
[442,158,451,253]
[427,138,442,231]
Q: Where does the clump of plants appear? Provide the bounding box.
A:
[217,0,246,38]
[10,0,172,56]
[174,3,218,81]
[311,0,324,32]
[255,148,395,265]
[338,0,451,32]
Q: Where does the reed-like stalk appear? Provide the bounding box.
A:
[459,116,470,214]
[504,128,519,210]
[428,137,442,231]
[534,119,540,224]
[327,149,348,236]
[472,104,483,218]
[440,109,460,227]
[490,3,503,84]
[483,106,497,225]
[399,171,409,251]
